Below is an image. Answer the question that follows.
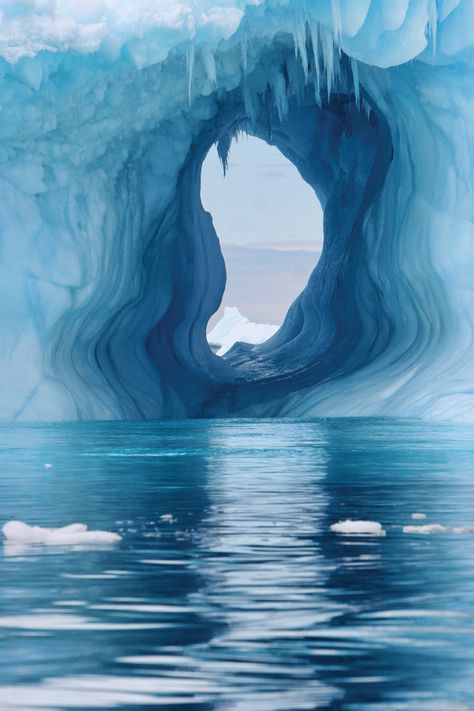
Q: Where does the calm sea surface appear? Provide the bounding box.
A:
[0,418,473,710]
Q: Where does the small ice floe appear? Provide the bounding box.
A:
[2,521,121,546]
[411,513,427,520]
[160,514,175,524]
[330,520,386,537]
[43,463,53,469]
[403,524,448,534]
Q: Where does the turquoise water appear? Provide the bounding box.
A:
[0,418,474,709]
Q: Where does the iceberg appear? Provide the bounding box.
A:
[2,521,121,546]
[0,1,472,422]
[208,307,279,356]
[330,520,386,537]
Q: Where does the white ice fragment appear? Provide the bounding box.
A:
[402,524,448,534]
[44,463,53,469]
[411,512,427,520]
[2,521,121,545]
[159,514,175,523]
[330,519,386,536]
[207,307,279,356]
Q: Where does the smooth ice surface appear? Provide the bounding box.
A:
[330,519,386,536]
[2,521,121,545]
[207,307,279,356]
[0,1,473,421]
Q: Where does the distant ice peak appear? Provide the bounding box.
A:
[208,307,279,356]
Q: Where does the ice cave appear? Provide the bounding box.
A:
[1,0,473,422]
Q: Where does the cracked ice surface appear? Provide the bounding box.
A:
[0,1,473,421]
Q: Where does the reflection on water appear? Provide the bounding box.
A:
[0,418,473,709]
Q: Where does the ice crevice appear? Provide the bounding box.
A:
[0,1,473,422]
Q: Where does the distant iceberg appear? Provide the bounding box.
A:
[208,307,279,356]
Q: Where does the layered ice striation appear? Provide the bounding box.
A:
[0,1,473,421]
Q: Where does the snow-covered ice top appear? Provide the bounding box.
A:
[0,0,472,66]
[0,0,245,63]
[330,520,386,537]
[208,307,279,356]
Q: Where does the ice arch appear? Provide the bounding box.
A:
[0,1,473,422]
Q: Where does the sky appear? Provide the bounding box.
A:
[201,136,324,328]
[201,135,324,249]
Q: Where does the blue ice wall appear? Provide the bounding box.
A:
[0,1,473,421]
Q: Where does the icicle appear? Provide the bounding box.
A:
[292,11,309,79]
[350,57,360,109]
[272,70,288,122]
[186,42,195,107]
[320,25,334,98]
[428,0,437,55]
[331,0,342,49]
[308,21,321,106]
[216,132,233,176]
[332,42,342,86]
[201,46,216,85]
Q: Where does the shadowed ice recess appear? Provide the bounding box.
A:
[0,0,473,422]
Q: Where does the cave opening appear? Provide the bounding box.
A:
[200,133,324,358]
[146,82,391,420]
[193,88,393,418]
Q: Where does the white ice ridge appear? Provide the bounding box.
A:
[207,307,279,356]
[0,1,473,421]
[330,520,386,537]
[2,521,121,545]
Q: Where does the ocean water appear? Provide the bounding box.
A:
[0,418,473,710]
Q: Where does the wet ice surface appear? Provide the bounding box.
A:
[0,418,474,709]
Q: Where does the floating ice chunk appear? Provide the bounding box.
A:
[207,307,279,356]
[403,524,448,534]
[2,521,121,545]
[411,512,427,520]
[44,463,53,469]
[159,514,175,523]
[330,519,386,536]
